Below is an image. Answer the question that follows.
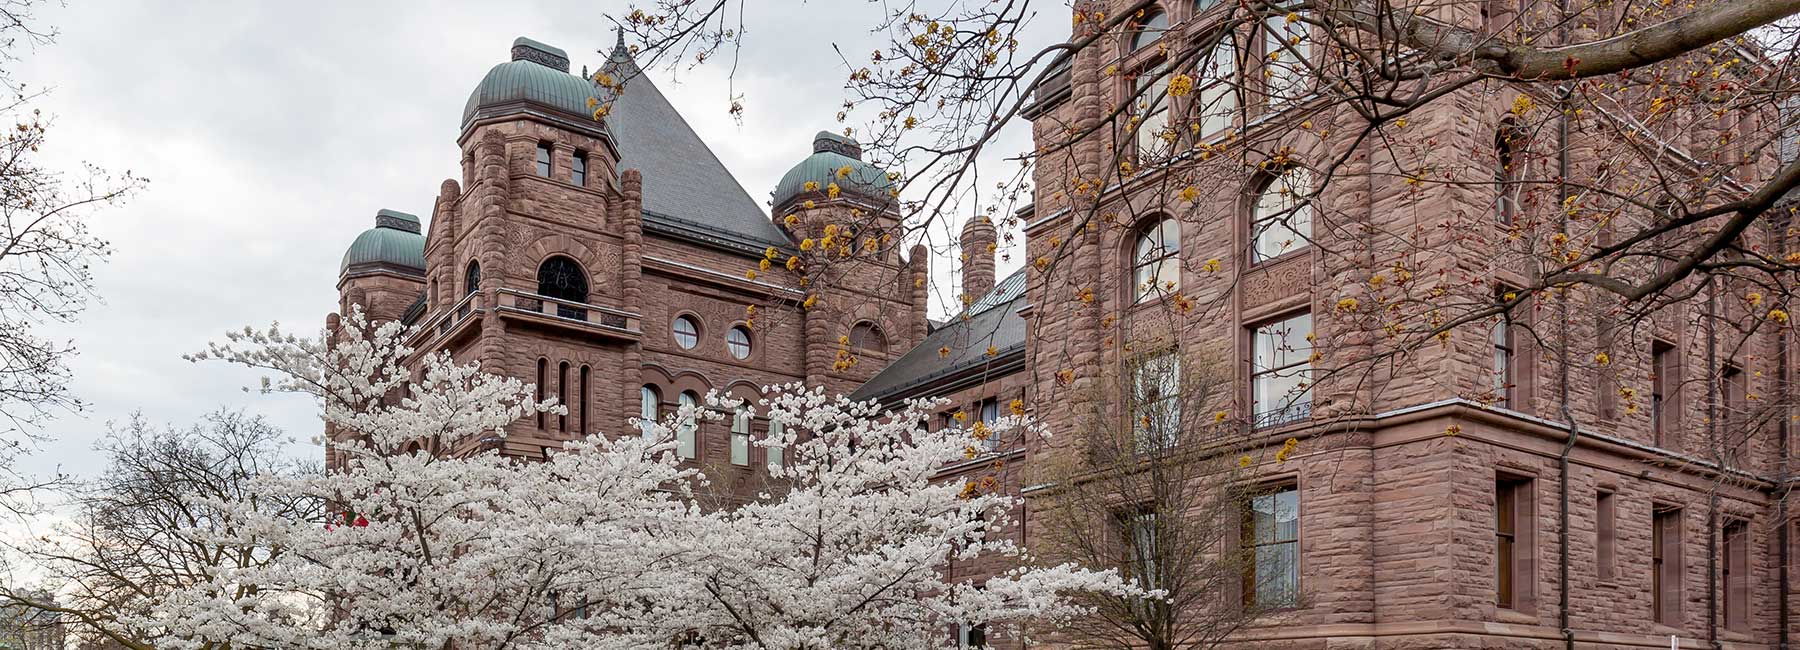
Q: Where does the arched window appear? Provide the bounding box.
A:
[1131,11,1168,51]
[727,326,753,360]
[535,141,553,177]
[557,361,569,432]
[1251,168,1314,262]
[673,315,700,349]
[578,365,590,435]
[464,260,481,297]
[1495,121,1525,225]
[535,358,548,430]
[1133,218,1181,302]
[537,256,589,304]
[677,391,699,459]
[639,385,661,442]
[849,321,887,355]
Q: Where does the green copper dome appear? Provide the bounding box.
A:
[340,209,425,276]
[771,131,897,212]
[462,37,603,129]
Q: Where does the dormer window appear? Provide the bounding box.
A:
[535,142,553,177]
[572,151,588,186]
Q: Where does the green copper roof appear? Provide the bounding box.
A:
[462,37,601,129]
[340,209,425,276]
[771,131,897,212]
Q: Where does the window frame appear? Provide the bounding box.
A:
[1494,474,1535,611]
[1260,9,1312,108]
[535,141,553,177]
[639,385,660,442]
[727,325,753,360]
[673,315,701,350]
[1131,217,1181,303]
[1130,348,1182,452]
[766,418,786,471]
[1250,311,1313,429]
[677,391,700,459]
[1495,121,1527,225]
[730,406,752,466]
[1652,339,1678,449]
[464,260,481,297]
[1249,167,1314,263]
[849,321,888,355]
[571,150,588,186]
[1190,35,1238,140]
[1242,483,1300,609]
[1652,506,1683,625]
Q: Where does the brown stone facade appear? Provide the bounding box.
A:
[328,21,1800,650]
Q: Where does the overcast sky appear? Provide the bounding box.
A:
[13,0,1044,478]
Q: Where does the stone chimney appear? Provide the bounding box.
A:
[960,216,997,302]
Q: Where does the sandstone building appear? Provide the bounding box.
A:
[334,9,1798,646]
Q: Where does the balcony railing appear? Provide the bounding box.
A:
[1252,401,1313,430]
[495,288,639,335]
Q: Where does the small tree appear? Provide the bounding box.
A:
[0,410,315,650]
[1029,352,1282,650]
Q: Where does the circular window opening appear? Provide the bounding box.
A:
[673,315,700,349]
[727,326,753,360]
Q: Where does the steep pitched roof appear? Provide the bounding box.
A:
[851,269,1029,403]
[600,38,791,249]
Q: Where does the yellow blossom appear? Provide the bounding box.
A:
[744,270,758,280]
[784,214,799,226]
[939,346,951,358]
[1594,351,1610,366]
[786,256,801,271]
[1748,292,1764,307]
[758,259,771,271]
[827,183,841,199]
[986,345,998,357]
[1336,297,1359,312]
[954,411,968,422]
[1238,455,1253,468]
[1180,185,1199,202]
[803,295,818,310]
[1445,424,1461,436]
[1214,411,1228,423]
[1119,161,1133,175]
[1202,258,1222,273]
[803,200,816,210]
[1010,399,1025,416]
[1056,369,1074,385]
[1770,308,1790,324]
[803,180,819,192]
[800,238,815,251]
[837,165,853,179]
[1167,73,1194,97]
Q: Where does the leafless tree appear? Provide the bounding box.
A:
[1028,352,1288,650]
[0,410,317,650]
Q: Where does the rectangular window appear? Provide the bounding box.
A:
[536,358,547,430]
[578,366,590,435]
[1652,340,1678,449]
[1193,38,1236,138]
[731,407,751,466]
[1722,363,1746,466]
[1131,350,1182,452]
[1495,475,1533,609]
[1251,312,1313,428]
[1596,325,1617,420]
[1492,309,1515,409]
[958,622,987,648]
[1653,507,1682,625]
[1263,11,1311,106]
[977,397,1001,451]
[1596,490,1616,581]
[571,151,588,186]
[766,419,785,471]
[557,361,569,432]
[1724,519,1748,630]
[535,142,553,177]
[1133,67,1172,163]
[677,392,698,459]
[1122,510,1159,590]
[1244,485,1300,608]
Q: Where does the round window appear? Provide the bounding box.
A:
[727,326,752,360]
[673,315,700,349]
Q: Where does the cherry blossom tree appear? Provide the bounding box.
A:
[41,307,1141,650]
